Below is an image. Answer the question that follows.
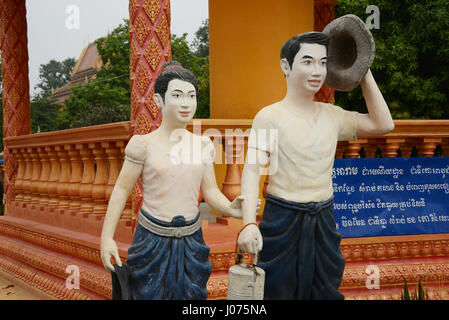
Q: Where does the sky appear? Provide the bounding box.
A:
[25,0,209,96]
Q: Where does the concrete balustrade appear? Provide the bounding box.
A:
[3,122,134,243]
[4,119,449,235]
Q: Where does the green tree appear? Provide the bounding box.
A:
[334,0,449,119]
[171,21,210,118]
[30,57,76,133]
[192,19,209,58]
[172,33,203,76]
[95,21,130,90]
[58,18,211,128]
[56,82,130,129]
[57,20,130,129]
[30,96,59,133]
[192,19,210,119]
[35,58,76,96]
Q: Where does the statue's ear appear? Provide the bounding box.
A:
[280,58,291,77]
[153,93,164,109]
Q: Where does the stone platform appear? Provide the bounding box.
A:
[1,203,449,300]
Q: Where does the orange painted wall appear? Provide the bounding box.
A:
[209,0,315,119]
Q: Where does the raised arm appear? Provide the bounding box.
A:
[356,69,395,137]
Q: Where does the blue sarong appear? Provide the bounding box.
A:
[126,210,212,300]
[258,194,345,300]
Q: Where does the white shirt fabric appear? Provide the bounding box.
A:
[248,102,358,203]
[124,131,215,222]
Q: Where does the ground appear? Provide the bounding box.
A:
[0,275,39,300]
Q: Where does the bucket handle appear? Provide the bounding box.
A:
[235,222,260,268]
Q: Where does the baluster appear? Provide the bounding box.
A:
[263,175,270,198]
[221,135,243,201]
[344,140,364,158]
[22,148,33,203]
[37,147,51,207]
[441,138,449,157]
[103,141,129,218]
[380,138,404,158]
[30,147,43,205]
[364,139,380,158]
[91,143,109,214]
[399,138,414,158]
[101,141,132,220]
[415,138,442,157]
[46,146,61,208]
[13,149,26,202]
[335,141,346,158]
[67,145,83,213]
[78,144,95,214]
[55,145,71,210]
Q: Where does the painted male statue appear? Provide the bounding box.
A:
[237,29,394,299]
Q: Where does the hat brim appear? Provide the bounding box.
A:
[323,14,375,92]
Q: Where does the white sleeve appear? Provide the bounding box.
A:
[247,111,275,153]
[333,105,358,141]
[124,135,147,165]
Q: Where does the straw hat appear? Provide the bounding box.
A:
[323,14,375,91]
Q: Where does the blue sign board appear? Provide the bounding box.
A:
[333,157,449,238]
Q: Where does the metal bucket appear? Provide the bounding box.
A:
[227,252,265,300]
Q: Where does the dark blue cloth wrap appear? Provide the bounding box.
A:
[126,210,212,300]
[258,194,345,300]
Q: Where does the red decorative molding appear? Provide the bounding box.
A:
[0,235,109,299]
[341,234,449,261]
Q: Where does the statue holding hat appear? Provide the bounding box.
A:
[238,15,394,299]
[100,61,246,300]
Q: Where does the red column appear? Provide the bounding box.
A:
[128,0,172,229]
[0,0,31,207]
[314,0,337,104]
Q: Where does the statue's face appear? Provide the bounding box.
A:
[162,79,197,124]
[286,43,327,95]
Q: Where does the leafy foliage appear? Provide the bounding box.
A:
[57,20,131,129]
[192,19,209,58]
[29,57,76,133]
[58,18,210,128]
[30,95,60,133]
[56,82,130,129]
[34,58,76,96]
[171,20,210,118]
[334,0,449,119]
[401,279,428,300]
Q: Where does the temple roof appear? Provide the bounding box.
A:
[50,42,103,105]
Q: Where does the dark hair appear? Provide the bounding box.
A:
[280,32,329,69]
[154,60,199,102]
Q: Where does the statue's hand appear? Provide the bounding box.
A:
[227,195,244,218]
[100,237,122,273]
[237,224,263,254]
[228,196,262,219]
